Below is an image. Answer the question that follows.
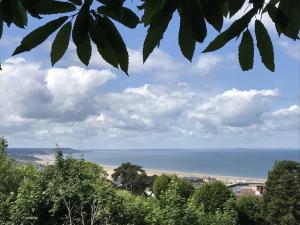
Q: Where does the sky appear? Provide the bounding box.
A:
[0,2,299,149]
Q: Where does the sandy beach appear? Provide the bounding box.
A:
[102,165,266,184]
[33,154,266,184]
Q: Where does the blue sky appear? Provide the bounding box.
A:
[0,2,299,149]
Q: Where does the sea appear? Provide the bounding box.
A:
[75,148,300,179]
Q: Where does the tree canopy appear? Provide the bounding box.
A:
[263,160,300,225]
[0,0,299,73]
[112,162,153,195]
[0,137,300,225]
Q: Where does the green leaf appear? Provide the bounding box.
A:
[229,0,246,17]
[203,8,256,53]
[190,0,207,43]
[72,3,92,66]
[202,0,224,32]
[10,0,28,28]
[77,35,92,66]
[1,1,14,26]
[68,0,82,6]
[143,0,179,62]
[35,0,76,15]
[141,0,164,25]
[0,17,3,39]
[89,16,119,68]
[97,0,125,8]
[100,16,129,74]
[51,22,72,66]
[13,16,68,55]
[97,6,140,29]
[179,0,195,61]
[238,30,254,71]
[255,20,275,72]
[72,3,90,46]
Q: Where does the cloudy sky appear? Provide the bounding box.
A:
[0,2,299,149]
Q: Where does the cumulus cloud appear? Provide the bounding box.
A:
[0,57,298,148]
[188,89,279,128]
[63,45,229,78]
[278,41,300,61]
[0,57,116,124]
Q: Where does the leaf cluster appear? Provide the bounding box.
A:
[0,0,298,73]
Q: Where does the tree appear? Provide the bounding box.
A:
[192,181,234,213]
[152,174,194,199]
[112,162,151,195]
[263,160,300,225]
[0,136,8,155]
[237,196,265,225]
[0,137,41,224]
[0,0,299,73]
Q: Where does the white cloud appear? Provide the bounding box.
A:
[261,105,300,131]
[0,57,116,124]
[0,57,298,148]
[193,54,223,75]
[278,41,300,61]
[188,89,279,127]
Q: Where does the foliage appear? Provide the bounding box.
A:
[263,160,300,225]
[237,196,265,225]
[152,174,194,199]
[112,162,152,195]
[0,136,8,155]
[0,138,299,225]
[0,0,299,73]
[192,181,234,213]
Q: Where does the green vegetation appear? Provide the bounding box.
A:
[0,137,299,225]
[192,181,234,213]
[263,160,300,225]
[0,0,299,72]
[112,162,155,195]
[237,196,264,225]
[152,174,194,199]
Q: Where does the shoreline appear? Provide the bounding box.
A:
[33,154,266,184]
[102,165,266,184]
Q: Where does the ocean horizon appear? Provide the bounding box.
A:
[74,148,300,179]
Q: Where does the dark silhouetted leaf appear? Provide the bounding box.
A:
[89,16,119,68]
[0,18,3,39]
[100,16,129,74]
[190,0,207,43]
[143,0,179,62]
[255,20,275,72]
[72,3,90,46]
[1,1,13,26]
[77,35,92,66]
[239,30,254,71]
[68,0,82,6]
[72,2,91,65]
[10,0,28,28]
[35,0,76,15]
[141,0,164,25]
[202,0,224,32]
[51,21,72,66]
[229,0,246,17]
[203,8,256,53]
[97,6,140,28]
[179,0,195,61]
[13,16,68,55]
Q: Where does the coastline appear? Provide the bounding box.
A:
[102,165,266,184]
[33,154,266,184]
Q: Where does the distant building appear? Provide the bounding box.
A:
[182,176,204,187]
[203,176,216,183]
[235,184,266,198]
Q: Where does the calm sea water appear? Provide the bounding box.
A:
[76,149,300,178]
